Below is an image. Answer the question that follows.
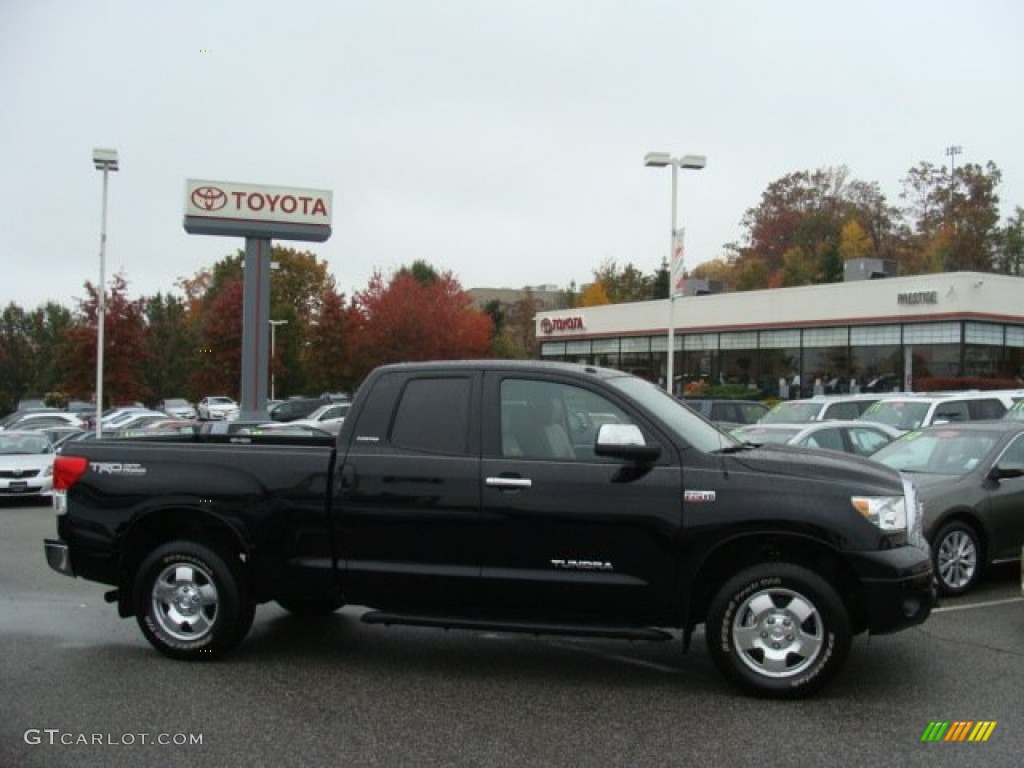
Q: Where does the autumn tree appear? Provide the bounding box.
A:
[303,284,355,394]
[731,167,897,289]
[190,276,243,398]
[348,266,493,381]
[60,273,154,406]
[993,206,1024,276]
[899,160,1003,273]
[579,282,611,306]
[592,259,656,303]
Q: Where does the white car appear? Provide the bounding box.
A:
[0,411,84,431]
[198,396,240,421]
[0,431,55,497]
[157,398,197,419]
[288,403,350,435]
[731,420,902,458]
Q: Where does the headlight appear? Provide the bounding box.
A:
[851,494,907,532]
[900,473,929,554]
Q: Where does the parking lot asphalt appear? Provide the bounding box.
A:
[2,499,1022,768]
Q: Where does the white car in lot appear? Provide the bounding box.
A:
[156,398,197,419]
[0,431,55,497]
[198,396,240,421]
[288,402,350,435]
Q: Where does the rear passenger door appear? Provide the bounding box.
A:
[479,372,682,624]
[336,372,484,611]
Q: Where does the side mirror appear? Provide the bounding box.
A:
[988,462,1024,481]
[595,423,660,463]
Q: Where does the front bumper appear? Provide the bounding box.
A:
[0,478,53,496]
[848,547,936,634]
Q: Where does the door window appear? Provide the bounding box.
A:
[500,379,634,461]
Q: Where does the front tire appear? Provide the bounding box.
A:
[933,521,982,596]
[134,541,254,661]
[706,563,851,699]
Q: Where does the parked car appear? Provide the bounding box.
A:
[288,402,350,434]
[198,420,333,439]
[268,397,324,422]
[759,394,887,424]
[197,396,240,421]
[0,411,84,432]
[156,398,197,419]
[858,391,1015,434]
[871,421,1024,595]
[681,398,769,429]
[731,420,901,458]
[0,407,62,430]
[102,409,167,431]
[0,430,55,497]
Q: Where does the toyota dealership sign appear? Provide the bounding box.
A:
[184,179,332,242]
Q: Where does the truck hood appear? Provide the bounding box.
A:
[722,443,905,494]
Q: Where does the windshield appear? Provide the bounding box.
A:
[760,401,823,423]
[608,375,740,453]
[0,435,53,454]
[860,400,930,430]
[872,429,998,476]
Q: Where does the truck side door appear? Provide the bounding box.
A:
[335,371,484,612]
[479,372,682,624]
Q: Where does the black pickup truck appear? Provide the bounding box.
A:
[45,361,935,698]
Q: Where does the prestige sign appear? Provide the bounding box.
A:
[184,179,332,242]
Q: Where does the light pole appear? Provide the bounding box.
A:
[92,148,119,438]
[644,151,706,395]
[945,144,962,229]
[269,319,288,401]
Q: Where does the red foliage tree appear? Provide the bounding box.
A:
[189,276,243,398]
[348,269,493,381]
[59,273,154,406]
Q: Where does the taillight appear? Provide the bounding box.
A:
[54,456,89,491]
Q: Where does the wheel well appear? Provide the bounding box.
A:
[117,508,250,615]
[685,534,867,633]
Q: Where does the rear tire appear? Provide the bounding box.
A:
[134,540,254,661]
[706,563,851,699]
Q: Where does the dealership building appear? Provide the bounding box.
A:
[534,269,1024,397]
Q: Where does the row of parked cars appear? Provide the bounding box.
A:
[0,393,353,502]
[683,389,1024,598]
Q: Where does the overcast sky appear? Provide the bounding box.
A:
[2,0,1022,311]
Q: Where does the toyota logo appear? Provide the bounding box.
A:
[191,186,228,211]
[541,318,554,334]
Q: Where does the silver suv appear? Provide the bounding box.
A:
[759,394,887,424]
[858,391,1018,433]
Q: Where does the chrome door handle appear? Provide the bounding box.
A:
[485,476,532,489]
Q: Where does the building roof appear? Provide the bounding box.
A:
[535,271,1024,339]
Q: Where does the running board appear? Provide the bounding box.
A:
[360,611,673,642]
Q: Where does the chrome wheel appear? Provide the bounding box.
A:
[731,587,824,679]
[936,526,978,593]
[150,562,220,642]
